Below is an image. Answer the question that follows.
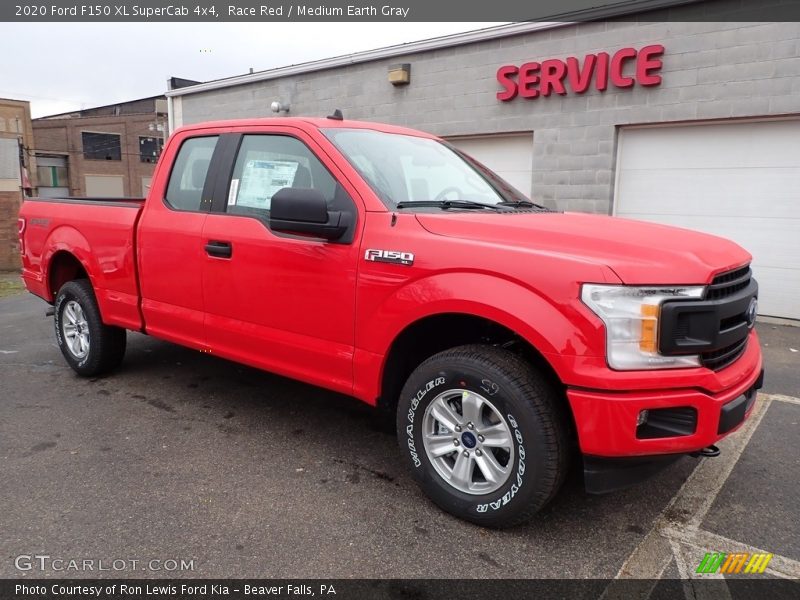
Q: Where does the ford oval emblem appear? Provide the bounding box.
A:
[746,298,758,329]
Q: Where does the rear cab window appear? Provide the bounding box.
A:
[165,136,219,211]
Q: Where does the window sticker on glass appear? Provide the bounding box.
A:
[236,160,299,209]
[228,178,240,206]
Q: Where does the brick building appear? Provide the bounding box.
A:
[166,4,800,320]
[0,98,36,270]
[32,95,169,199]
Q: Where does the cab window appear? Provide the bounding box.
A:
[227,135,343,218]
[165,136,218,211]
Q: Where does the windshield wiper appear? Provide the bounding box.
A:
[497,199,551,211]
[395,200,508,211]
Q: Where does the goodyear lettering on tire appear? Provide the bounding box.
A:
[476,412,525,513]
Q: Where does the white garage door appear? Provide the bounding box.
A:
[448,133,533,199]
[615,120,800,320]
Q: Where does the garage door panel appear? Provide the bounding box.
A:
[494,169,534,184]
[620,121,800,170]
[449,134,533,198]
[616,120,800,320]
[618,214,800,269]
[617,168,800,218]
[747,266,798,319]
[621,213,790,317]
[453,136,533,171]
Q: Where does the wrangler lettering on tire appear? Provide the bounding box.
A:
[397,344,569,528]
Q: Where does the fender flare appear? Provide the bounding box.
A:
[42,225,98,300]
[355,271,600,402]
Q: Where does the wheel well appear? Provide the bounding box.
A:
[48,251,88,300]
[378,313,564,417]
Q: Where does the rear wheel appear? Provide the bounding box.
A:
[54,279,126,376]
[397,344,569,528]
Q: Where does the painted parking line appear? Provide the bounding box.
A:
[771,394,800,406]
[600,393,799,598]
[619,393,773,577]
[662,526,800,580]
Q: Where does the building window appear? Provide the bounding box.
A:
[85,174,124,197]
[0,138,20,180]
[139,136,164,163]
[82,132,121,161]
[37,165,69,187]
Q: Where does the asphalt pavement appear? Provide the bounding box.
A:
[0,286,798,580]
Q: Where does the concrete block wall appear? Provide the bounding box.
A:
[176,11,800,214]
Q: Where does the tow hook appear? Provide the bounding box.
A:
[690,445,721,458]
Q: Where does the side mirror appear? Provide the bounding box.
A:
[269,188,348,241]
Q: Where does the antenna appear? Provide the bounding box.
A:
[327,109,344,121]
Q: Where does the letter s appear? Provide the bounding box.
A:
[496,65,519,101]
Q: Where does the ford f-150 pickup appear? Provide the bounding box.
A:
[18,116,764,527]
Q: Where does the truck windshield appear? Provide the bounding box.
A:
[322,128,543,211]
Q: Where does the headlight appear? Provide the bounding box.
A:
[581,284,705,370]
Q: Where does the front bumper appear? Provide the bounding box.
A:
[578,364,763,493]
[567,334,764,458]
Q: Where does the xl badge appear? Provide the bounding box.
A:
[364,249,414,266]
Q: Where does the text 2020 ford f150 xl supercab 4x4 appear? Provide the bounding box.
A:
[18,116,763,527]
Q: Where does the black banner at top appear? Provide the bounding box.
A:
[4,0,800,22]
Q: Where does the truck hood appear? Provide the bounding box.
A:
[415,211,751,285]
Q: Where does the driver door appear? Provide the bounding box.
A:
[201,128,362,395]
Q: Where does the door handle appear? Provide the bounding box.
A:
[205,240,232,259]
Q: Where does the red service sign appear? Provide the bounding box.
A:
[496,45,665,101]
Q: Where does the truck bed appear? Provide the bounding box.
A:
[19,196,145,331]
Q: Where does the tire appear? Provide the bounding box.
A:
[397,344,569,528]
[54,279,127,377]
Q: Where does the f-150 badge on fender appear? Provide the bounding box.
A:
[364,249,414,266]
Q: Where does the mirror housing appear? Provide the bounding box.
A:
[269,188,348,241]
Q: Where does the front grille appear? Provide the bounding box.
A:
[706,265,751,300]
[659,264,756,372]
[701,337,748,371]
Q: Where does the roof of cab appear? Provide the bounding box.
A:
[174,117,437,139]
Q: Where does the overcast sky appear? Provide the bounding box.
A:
[1,23,503,118]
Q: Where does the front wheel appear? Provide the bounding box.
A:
[54,279,127,376]
[397,345,569,528]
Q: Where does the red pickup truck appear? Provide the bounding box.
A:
[19,116,763,527]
